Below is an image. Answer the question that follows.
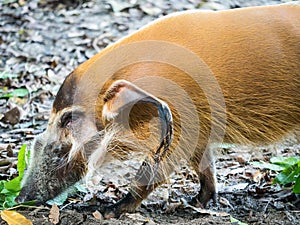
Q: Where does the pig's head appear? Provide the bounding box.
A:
[16,72,173,204]
[16,74,100,203]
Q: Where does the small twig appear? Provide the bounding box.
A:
[284,210,295,222]
[180,198,228,217]
[263,199,271,213]
[60,201,74,211]
[4,204,49,211]
[0,159,14,167]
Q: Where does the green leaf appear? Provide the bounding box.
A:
[46,191,69,206]
[17,144,27,178]
[4,145,27,193]
[0,88,29,98]
[3,177,21,193]
[0,145,29,209]
[0,181,5,190]
[0,71,18,79]
[46,182,87,206]
[1,0,18,5]
[217,143,237,149]
[293,175,300,194]
[3,195,17,208]
[251,161,285,171]
[230,216,248,225]
[74,183,88,193]
[274,164,300,185]
[270,156,300,167]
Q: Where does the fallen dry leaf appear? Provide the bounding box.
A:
[219,197,234,210]
[253,169,263,183]
[235,155,247,164]
[222,183,249,193]
[181,198,228,217]
[0,210,33,225]
[49,204,60,224]
[92,210,103,220]
[1,107,21,125]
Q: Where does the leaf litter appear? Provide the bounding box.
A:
[0,0,300,224]
[0,210,32,225]
[49,204,59,225]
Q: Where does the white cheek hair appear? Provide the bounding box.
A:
[67,135,80,162]
[67,122,99,162]
[86,129,115,176]
[102,104,118,121]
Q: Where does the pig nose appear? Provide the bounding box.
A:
[15,188,37,204]
[15,193,41,205]
[15,194,25,204]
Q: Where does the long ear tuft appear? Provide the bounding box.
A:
[102,79,173,162]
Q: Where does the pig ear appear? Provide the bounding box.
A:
[102,80,173,160]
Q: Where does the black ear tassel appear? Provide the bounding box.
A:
[140,97,173,190]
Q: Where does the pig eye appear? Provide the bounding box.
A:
[60,111,84,128]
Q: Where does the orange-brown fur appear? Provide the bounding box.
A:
[18,4,300,218]
[74,3,300,143]
[69,3,299,214]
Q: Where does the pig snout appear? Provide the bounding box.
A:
[15,186,42,204]
[16,140,87,205]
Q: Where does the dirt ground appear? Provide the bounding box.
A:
[0,0,299,224]
[3,139,300,225]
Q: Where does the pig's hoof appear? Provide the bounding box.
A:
[182,196,205,208]
[183,191,218,208]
